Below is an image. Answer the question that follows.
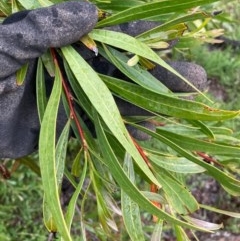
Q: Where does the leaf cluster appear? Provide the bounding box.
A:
[1,0,240,240]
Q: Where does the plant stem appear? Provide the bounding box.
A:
[50,48,88,151]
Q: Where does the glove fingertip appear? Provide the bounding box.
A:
[150,61,208,92]
[27,1,98,48]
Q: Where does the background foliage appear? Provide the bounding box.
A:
[0,0,240,240]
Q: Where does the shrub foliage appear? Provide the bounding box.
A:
[1,0,240,240]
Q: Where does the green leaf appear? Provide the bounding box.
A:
[93,112,210,232]
[102,75,239,121]
[55,120,70,187]
[149,154,205,174]
[0,0,11,15]
[187,120,215,139]
[140,23,187,44]
[174,225,191,241]
[36,58,47,122]
[71,148,83,177]
[96,0,144,12]
[99,45,171,94]
[122,153,145,241]
[43,195,57,232]
[61,45,161,187]
[39,65,71,240]
[65,157,88,230]
[96,0,219,27]
[157,129,240,158]
[160,124,233,138]
[63,59,93,120]
[141,191,166,205]
[17,0,40,9]
[137,12,212,40]
[11,0,20,14]
[200,204,240,218]
[89,29,211,99]
[41,50,55,77]
[37,0,53,7]
[43,118,69,235]
[153,168,199,215]
[16,63,28,86]
[91,163,117,233]
[151,220,163,241]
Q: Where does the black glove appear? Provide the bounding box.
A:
[0,2,98,158]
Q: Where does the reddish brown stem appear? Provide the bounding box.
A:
[131,137,152,169]
[0,164,11,179]
[150,183,162,222]
[131,137,161,221]
[196,151,223,167]
[50,49,87,150]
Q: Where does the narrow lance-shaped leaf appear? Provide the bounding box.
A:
[157,129,240,158]
[63,59,94,121]
[122,153,145,241]
[149,154,205,174]
[151,220,163,241]
[55,120,70,187]
[71,148,83,177]
[200,204,240,218]
[160,124,233,138]
[141,191,166,205]
[136,12,212,40]
[187,120,214,139]
[153,168,199,215]
[140,23,187,44]
[41,50,55,77]
[90,164,117,233]
[96,0,144,12]
[65,156,88,230]
[101,75,239,121]
[96,0,219,27]
[36,58,47,122]
[39,65,71,241]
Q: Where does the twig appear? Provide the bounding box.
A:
[50,48,87,151]
[195,151,223,167]
[0,163,11,179]
[131,137,162,221]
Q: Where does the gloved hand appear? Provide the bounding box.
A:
[0,1,98,158]
[0,2,208,159]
